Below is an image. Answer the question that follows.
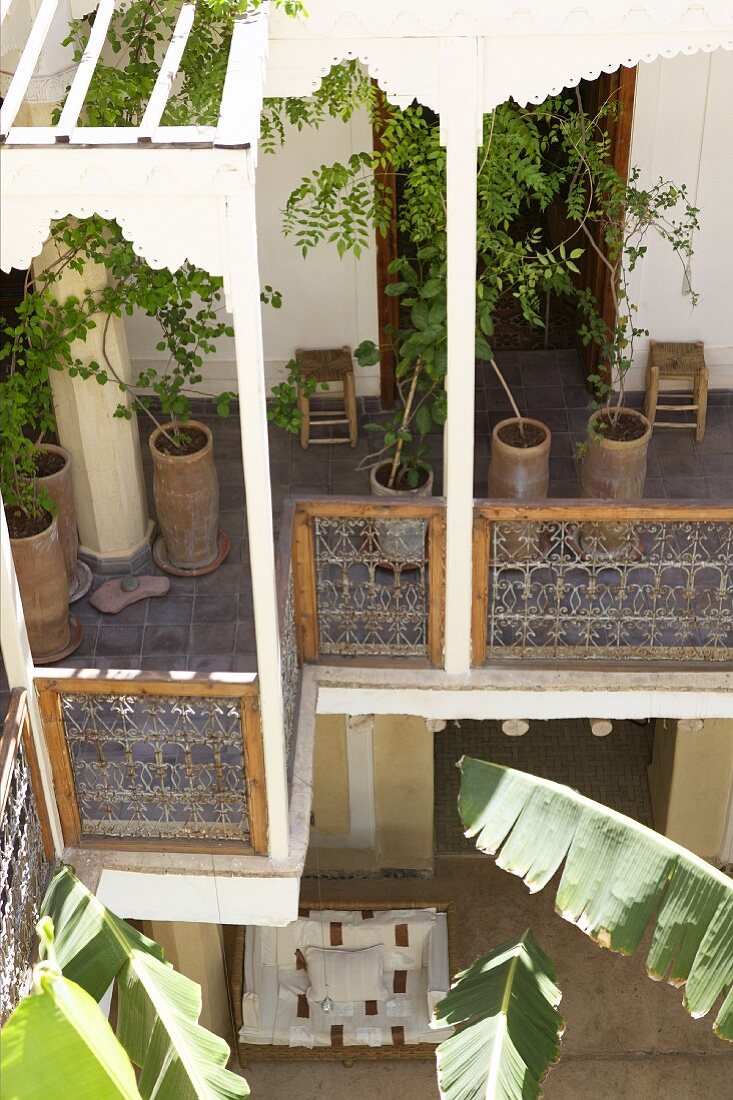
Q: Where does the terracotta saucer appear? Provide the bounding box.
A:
[34,614,83,666]
[152,530,231,577]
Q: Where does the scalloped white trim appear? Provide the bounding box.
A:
[0,150,251,275]
[271,2,733,38]
[268,32,732,113]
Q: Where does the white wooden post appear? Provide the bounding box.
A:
[0,498,64,853]
[441,37,482,674]
[224,181,289,861]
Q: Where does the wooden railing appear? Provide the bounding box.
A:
[473,500,733,666]
[35,672,268,854]
[291,496,446,667]
[0,689,54,1024]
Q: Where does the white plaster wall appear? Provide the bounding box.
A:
[626,49,733,389]
[125,108,381,398]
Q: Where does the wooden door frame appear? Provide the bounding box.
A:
[577,65,638,388]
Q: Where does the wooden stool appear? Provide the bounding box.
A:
[644,340,709,442]
[296,346,358,449]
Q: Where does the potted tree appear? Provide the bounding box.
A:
[575,169,699,503]
[1,395,81,663]
[570,165,699,555]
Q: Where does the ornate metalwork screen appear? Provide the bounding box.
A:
[58,691,252,844]
[1,694,51,1024]
[312,512,432,658]
[479,512,733,662]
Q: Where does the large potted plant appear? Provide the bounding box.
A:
[1,393,81,663]
[33,442,92,600]
[576,168,699,504]
[570,166,699,554]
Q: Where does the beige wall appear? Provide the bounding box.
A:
[141,920,232,1041]
[311,714,350,838]
[308,714,435,871]
[649,718,733,858]
[373,714,434,870]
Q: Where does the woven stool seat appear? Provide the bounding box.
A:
[296,346,358,448]
[297,346,354,382]
[644,339,708,442]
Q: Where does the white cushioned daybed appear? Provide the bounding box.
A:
[235,905,453,1056]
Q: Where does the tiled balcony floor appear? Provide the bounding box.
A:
[1,351,731,690]
[474,349,733,500]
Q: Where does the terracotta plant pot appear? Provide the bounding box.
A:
[149,420,220,571]
[34,443,78,591]
[10,512,71,660]
[370,460,433,563]
[580,407,652,556]
[488,418,551,561]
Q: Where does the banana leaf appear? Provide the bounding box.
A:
[458,757,733,1040]
[41,866,249,1100]
[0,964,142,1100]
[433,930,564,1100]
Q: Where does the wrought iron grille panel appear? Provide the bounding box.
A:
[1,737,50,1024]
[486,519,733,661]
[313,514,430,657]
[281,564,300,770]
[60,693,251,842]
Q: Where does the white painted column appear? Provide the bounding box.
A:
[224,179,289,861]
[441,37,482,673]
[0,499,64,853]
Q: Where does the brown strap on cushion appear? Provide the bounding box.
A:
[395,923,409,947]
[361,909,374,920]
[331,1024,344,1048]
[297,993,310,1018]
[393,970,407,994]
[330,921,343,946]
[364,999,378,1016]
[295,949,307,971]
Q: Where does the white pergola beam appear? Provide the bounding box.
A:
[0,0,59,141]
[55,0,115,142]
[215,4,269,151]
[138,2,196,143]
[442,36,482,673]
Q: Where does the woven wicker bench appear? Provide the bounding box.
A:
[227,900,454,1065]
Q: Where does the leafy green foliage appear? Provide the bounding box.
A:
[269,74,699,472]
[2,0,300,505]
[434,930,564,1100]
[39,866,250,1099]
[1,919,144,1100]
[458,756,733,1041]
[573,164,699,415]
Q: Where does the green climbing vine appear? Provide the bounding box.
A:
[0,0,300,521]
